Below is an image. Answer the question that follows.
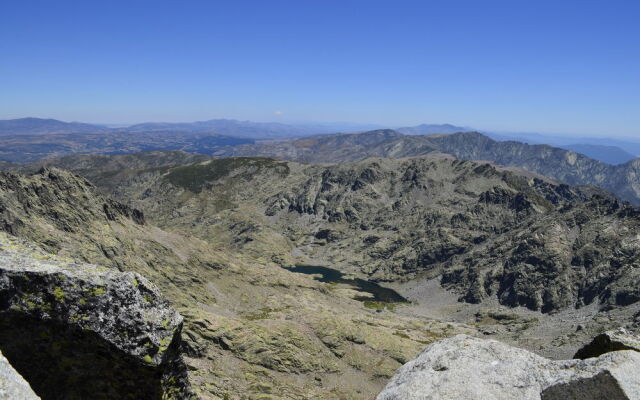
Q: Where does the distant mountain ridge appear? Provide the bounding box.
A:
[486,131,640,161]
[0,117,472,140]
[425,132,640,203]
[122,119,318,138]
[0,117,381,139]
[5,118,639,204]
[207,129,640,205]
[0,117,108,135]
[0,118,464,162]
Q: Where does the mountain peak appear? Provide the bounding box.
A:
[397,123,468,135]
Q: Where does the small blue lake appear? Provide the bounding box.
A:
[283,265,407,303]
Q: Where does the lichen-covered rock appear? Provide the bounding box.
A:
[0,233,192,400]
[575,328,640,359]
[0,350,39,400]
[377,334,640,400]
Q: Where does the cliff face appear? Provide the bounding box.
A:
[0,233,191,399]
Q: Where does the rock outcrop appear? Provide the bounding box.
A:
[0,233,192,400]
[575,328,640,359]
[377,334,640,400]
[0,350,39,400]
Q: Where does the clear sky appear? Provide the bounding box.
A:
[1,0,638,136]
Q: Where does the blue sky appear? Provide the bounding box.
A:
[0,0,638,136]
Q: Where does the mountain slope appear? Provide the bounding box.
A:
[29,150,210,175]
[0,167,465,399]
[34,152,640,363]
[427,132,640,204]
[209,130,640,205]
[64,155,640,314]
[216,129,444,163]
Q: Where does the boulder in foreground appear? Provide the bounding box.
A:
[377,334,640,400]
[0,233,193,400]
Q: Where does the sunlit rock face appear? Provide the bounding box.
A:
[0,349,40,400]
[377,334,640,400]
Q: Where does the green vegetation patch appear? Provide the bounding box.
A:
[363,300,406,311]
[53,286,65,303]
[164,157,289,193]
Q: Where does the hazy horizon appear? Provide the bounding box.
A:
[4,115,640,141]
[1,1,639,138]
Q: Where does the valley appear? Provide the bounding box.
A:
[2,128,640,399]
[19,151,640,360]
[4,2,639,397]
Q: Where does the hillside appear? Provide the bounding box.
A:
[76,155,640,311]
[214,129,444,162]
[0,167,466,399]
[427,132,640,204]
[32,153,640,360]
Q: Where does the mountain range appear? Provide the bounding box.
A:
[2,118,640,398]
[2,118,640,205]
[18,149,640,357]
[49,153,640,314]
[197,129,640,205]
[0,117,383,138]
[1,118,637,167]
